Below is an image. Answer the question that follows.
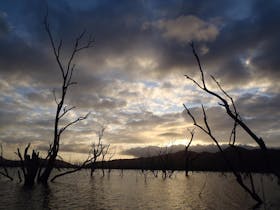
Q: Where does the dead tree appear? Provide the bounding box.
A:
[15,143,40,186]
[107,147,116,174]
[158,146,167,179]
[140,156,149,183]
[90,127,106,177]
[101,144,110,177]
[36,13,93,184]
[0,144,13,181]
[50,153,93,182]
[185,42,280,180]
[158,145,174,179]
[50,127,106,182]
[183,43,264,204]
[185,129,194,176]
[183,104,262,204]
[147,148,159,178]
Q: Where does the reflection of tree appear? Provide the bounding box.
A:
[183,42,264,204]
[41,185,52,209]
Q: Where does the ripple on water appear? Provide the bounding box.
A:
[0,170,279,210]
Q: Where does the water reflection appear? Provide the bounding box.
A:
[1,170,280,210]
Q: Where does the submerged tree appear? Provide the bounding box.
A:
[90,126,106,177]
[16,144,40,186]
[15,12,93,185]
[184,129,194,176]
[107,147,116,175]
[10,13,94,186]
[100,144,110,177]
[0,144,13,181]
[183,42,267,205]
[46,125,108,182]
[184,103,262,204]
[185,42,279,181]
[36,14,94,184]
[158,145,175,179]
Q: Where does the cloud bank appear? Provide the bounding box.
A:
[0,0,279,160]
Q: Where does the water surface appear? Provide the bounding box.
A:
[0,170,279,209]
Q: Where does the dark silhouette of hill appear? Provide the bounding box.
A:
[2,146,280,173]
[121,144,259,157]
[0,157,75,168]
[94,146,280,173]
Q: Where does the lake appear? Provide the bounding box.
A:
[0,170,280,209]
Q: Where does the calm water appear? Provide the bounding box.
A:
[0,170,280,210]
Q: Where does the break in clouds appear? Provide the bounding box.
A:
[0,0,279,160]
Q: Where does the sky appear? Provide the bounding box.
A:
[0,0,279,161]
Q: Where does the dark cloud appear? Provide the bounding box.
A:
[1,0,279,83]
[0,12,9,37]
[199,0,280,86]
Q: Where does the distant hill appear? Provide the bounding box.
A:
[0,157,75,168]
[94,146,280,173]
[2,146,280,173]
[121,144,259,157]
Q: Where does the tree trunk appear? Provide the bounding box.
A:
[24,150,40,186]
[38,154,57,184]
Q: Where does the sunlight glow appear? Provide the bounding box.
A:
[245,59,251,65]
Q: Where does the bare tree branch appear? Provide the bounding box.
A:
[183,104,262,204]
[44,14,65,78]
[15,148,26,177]
[59,112,90,135]
[186,128,195,150]
[51,153,94,182]
[187,43,267,149]
[53,89,59,105]
[183,43,266,204]
[38,13,94,184]
[90,126,106,176]
[59,106,76,119]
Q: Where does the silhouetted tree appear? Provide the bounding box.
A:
[36,13,93,184]
[158,145,175,179]
[184,104,262,204]
[185,129,194,176]
[101,144,110,177]
[0,144,13,181]
[147,148,159,178]
[138,148,159,179]
[16,143,39,186]
[50,153,94,182]
[50,127,109,182]
[183,42,263,204]
[185,42,280,181]
[90,126,106,176]
[107,147,116,175]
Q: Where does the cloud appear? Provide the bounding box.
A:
[0,12,9,37]
[144,15,219,43]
